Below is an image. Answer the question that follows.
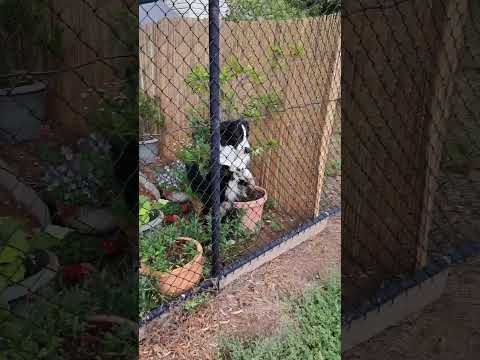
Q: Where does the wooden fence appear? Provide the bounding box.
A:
[342,0,469,304]
[139,16,341,218]
[43,0,136,139]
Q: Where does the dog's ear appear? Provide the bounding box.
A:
[240,119,250,137]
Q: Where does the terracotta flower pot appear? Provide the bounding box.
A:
[234,186,267,231]
[140,237,204,297]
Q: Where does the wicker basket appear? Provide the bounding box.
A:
[140,237,204,297]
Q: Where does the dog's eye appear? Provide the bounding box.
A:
[244,147,251,154]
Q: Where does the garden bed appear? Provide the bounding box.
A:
[139,214,341,360]
[0,187,40,231]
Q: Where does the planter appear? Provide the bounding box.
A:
[140,237,204,297]
[53,202,117,235]
[0,250,59,305]
[234,186,267,231]
[139,208,164,234]
[0,81,47,144]
[139,136,159,165]
[86,314,137,337]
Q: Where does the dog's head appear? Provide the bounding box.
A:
[219,119,251,170]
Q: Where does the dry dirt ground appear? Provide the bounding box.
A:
[343,256,480,360]
[139,213,341,360]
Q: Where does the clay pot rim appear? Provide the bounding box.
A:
[234,186,267,206]
[140,237,203,276]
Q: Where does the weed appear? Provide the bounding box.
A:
[325,159,341,177]
[182,292,209,314]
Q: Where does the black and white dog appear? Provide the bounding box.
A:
[186,119,256,220]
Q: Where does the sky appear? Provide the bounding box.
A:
[139,0,230,24]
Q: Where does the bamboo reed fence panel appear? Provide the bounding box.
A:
[46,0,135,139]
[139,16,340,218]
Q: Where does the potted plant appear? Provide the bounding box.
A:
[139,195,166,234]
[234,186,268,232]
[140,228,204,297]
[0,0,62,144]
[0,217,59,305]
[40,135,118,234]
[139,89,165,165]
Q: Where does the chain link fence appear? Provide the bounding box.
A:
[138,0,341,321]
[0,0,138,358]
[2,0,476,357]
[342,0,480,342]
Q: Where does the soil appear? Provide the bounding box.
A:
[237,187,264,203]
[0,124,67,193]
[343,256,480,360]
[139,213,341,360]
[164,239,198,270]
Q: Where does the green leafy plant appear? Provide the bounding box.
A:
[290,43,306,58]
[182,292,210,314]
[139,196,168,226]
[0,218,30,292]
[139,89,165,138]
[178,57,284,170]
[325,159,341,177]
[1,270,137,359]
[41,135,116,207]
[140,222,200,273]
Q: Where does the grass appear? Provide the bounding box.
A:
[218,276,340,360]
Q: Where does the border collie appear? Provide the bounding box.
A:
[186,119,256,220]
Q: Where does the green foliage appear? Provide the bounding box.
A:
[287,0,341,17]
[180,57,284,170]
[219,276,341,360]
[40,137,117,207]
[226,0,340,21]
[0,218,30,292]
[139,195,153,226]
[140,220,200,273]
[325,159,341,177]
[290,43,306,58]
[185,57,274,120]
[251,138,280,157]
[139,89,165,136]
[226,0,303,21]
[138,212,255,316]
[0,270,137,359]
[0,0,63,81]
[139,274,168,318]
[182,292,210,314]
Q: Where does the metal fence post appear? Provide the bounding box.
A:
[209,0,221,277]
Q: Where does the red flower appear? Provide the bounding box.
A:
[164,214,178,224]
[63,263,95,283]
[101,238,121,256]
[180,203,190,215]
